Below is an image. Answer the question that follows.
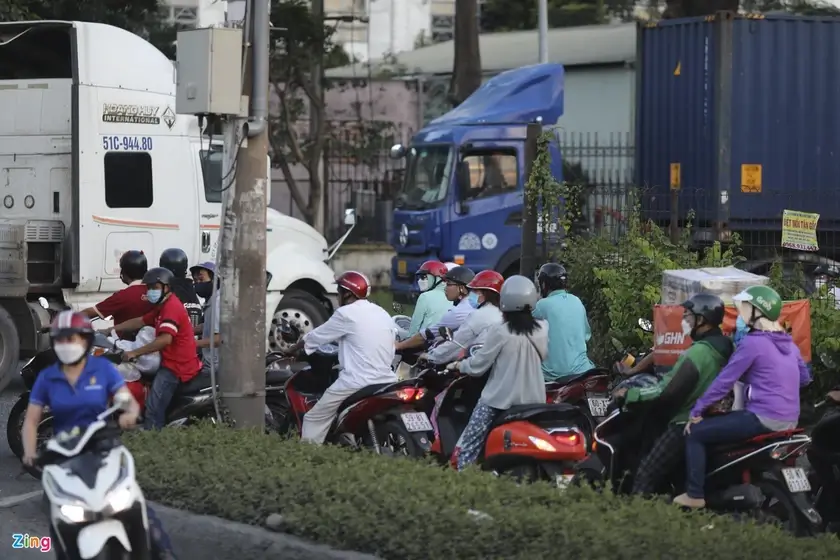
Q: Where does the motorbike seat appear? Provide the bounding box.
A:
[491,403,585,430]
[336,379,418,414]
[177,373,213,395]
[545,368,610,390]
[266,362,309,385]
[711,428,807,453]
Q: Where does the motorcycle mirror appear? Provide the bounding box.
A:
[638,318,653,332]
[38,297,49,310]
[392,302,403,313]
[610,337,624,352]
[424,328,435,340]
[439,326,453,341]
[819,351,837,370]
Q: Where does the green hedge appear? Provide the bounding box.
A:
[127,425,840,559]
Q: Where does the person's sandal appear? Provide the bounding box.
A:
[673,493,706,508]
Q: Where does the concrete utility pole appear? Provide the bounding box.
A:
[310,0,326,233]
[538,0,548,63]
[218,0,269,429]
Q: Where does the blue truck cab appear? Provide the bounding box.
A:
[388,64,565,303]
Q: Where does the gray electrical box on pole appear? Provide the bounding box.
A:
[175,27,244,115]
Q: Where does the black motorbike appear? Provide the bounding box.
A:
[575,398,820,536]
[807,397,840,533]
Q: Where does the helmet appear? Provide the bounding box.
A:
[468,270,504,294]
[337,271,371,300]
[416,260,448,279]
[733,285,782,321]
[444,262,458,271]
[443,266,475,286]
[143,267,175,287]
[536,263,567,294]
[500,275,539,312]
[682,294,725,326]
[119,250,148,280]
[160,248,189,277]
[189,261,216,278]
[49,310,94,340]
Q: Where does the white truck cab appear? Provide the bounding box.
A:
[0,20,341,389]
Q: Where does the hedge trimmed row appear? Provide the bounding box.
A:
[126,425,840,559]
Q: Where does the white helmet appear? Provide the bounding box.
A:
[444,262,458,271]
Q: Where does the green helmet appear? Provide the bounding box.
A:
[733,285,782,321]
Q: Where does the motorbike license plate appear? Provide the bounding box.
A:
[781,467,811,493]
[401,412,433,433]
[587,398,610,417]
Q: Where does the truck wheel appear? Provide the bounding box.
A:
[0,305,20,394]
[268,290,329,353]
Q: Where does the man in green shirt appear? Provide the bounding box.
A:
[613,293,733,496]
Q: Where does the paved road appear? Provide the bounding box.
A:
[0,370,50,557]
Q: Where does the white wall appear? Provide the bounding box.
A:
[367,0,432,60]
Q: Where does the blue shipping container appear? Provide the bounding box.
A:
[635,13,840,236]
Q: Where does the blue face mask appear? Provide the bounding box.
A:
[467,292,479,308]
[146,289,163,304]
[734,315,749,345]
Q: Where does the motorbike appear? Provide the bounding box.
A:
[405,330,591,483]
[35,392,151,560]
[8,336,216,466]
[806,397,840,533]
[575,397,820,536]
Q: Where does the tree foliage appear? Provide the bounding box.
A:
[268,0,350,227]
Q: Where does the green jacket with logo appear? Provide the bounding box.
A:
[624,329,734,425]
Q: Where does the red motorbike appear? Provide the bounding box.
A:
[282,342,434,454]
[408,340,591,483]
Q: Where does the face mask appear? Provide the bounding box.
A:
[416,278,430,292]
[681,319,693,337]
[195,281,213,300]
[54,342,87,365]
[146,289,163,304]
[467,292,479,308]
[734,315,750,345]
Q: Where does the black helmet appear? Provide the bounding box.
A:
[443,265,475,286]
[682,294,725,327]
[536,262,567,295]
[119,250,148,281]
[160,248,189,278]
[143,267,175,287]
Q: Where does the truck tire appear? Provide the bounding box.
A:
[268,290,329,353]
[0,305,20,394]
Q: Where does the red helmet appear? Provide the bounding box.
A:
[416,260,448,279]
[467,270,504,294]
[49,310,94,339]
[337,271,371,300]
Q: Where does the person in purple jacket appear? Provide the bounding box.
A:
[673,285,811,508]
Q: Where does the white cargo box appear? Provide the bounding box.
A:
[661,267,769,306]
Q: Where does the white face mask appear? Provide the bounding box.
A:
[417,278,430,292]
[54,342,87,365]
[681,319,693,337]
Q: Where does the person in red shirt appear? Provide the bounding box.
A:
[81,250,156,339]
[106,267,202,429]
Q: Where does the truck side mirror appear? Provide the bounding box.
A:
[344,208,356,226]
[389,144,406,160]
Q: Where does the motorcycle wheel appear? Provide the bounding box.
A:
[266,403,293,436]
[754,480,807,536]
[369,419,424,458]
[6,395,28,458]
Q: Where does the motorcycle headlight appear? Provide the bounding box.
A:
[107,486,134,512]
[59,504,87,524]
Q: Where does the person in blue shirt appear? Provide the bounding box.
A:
[532,263,596,381]
[400,260,452,340]
[21,311,177,559]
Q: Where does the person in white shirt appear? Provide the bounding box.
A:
[286,271,398,444]
[395,266,477,353]
[425,270,504,364]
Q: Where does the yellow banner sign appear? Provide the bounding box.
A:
[781,209,819,252]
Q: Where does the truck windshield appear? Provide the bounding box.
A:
[395,145,453,209]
